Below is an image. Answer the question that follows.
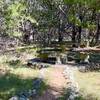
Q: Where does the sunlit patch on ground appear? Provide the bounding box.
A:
[74,69,100,100]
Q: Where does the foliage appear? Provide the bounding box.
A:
[0,0,100,45]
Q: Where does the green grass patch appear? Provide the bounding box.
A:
[0,73,33,100]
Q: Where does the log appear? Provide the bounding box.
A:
[72,47,100,52]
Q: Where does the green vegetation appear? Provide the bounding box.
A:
[0,0,100,100]
[0,73,32,100]
[0,0,100,46]
[0,53,47,99]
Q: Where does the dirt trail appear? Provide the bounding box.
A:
[37,67,67,100]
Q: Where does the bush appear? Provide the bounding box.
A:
[6,60,21,66]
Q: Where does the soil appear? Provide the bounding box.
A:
[37,67,67,100]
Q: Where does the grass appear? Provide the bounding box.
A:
[0,73,33,100]
[74,69,100,100]
[1,52,100,100]
[59,69,100,100]
[0,51,48,99]
[0,73,48,100]
[0,63,47,100]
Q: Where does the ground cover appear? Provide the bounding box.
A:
[74,69,100,100]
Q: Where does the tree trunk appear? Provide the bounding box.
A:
[78,14,83,47]
[72,25,77,47]
[58,18,63,42]
[78,26,82,46]
[95,22,100,44]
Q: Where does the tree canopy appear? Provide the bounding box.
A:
[0,0,100,47]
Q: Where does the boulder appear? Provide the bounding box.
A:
[9,96,18,100]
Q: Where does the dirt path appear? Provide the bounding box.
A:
[37,67,67,100]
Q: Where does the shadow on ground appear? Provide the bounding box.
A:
[0,73,32,100]
[36,86,65,100]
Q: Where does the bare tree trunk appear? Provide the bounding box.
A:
[78,13,83,47]
[58,18,63,42]
[78,26,82,46]
[95,22,100,44]
[72,25,77,47]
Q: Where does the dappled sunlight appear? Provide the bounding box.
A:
[0,71,48,100]
[0,61,40,79]
[11,67,39,79]
[0,73,33,99]
[0,0,100,99]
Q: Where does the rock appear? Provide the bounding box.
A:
[79,66,87,72]
[64,75,68,79]
[28,89,33,96]
[32,78,42,90]
[64,67,79,100]
[19,97,29,100]
[28,89,37,96]
[62,71,66,74]
[68,94,75,100]
[9,96,18,100]
[18,92,30,100]
[69,75,74,81]
[38,64,43,69]
[19,91,30,98]
[56,56,62,64]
